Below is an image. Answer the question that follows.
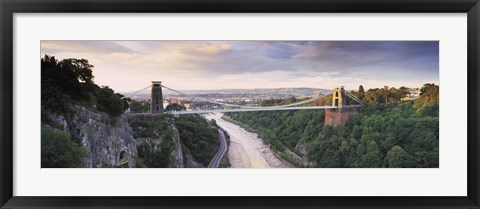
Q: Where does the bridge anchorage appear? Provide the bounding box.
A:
[126,81,362,125]
[324,86,362,127]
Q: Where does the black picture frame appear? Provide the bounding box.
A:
[1,0,479,208]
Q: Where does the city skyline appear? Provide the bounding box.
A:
[40,41,439,92]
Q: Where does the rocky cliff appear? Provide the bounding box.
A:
[169,125,184,167]
[132,122,185,168]
[127,115,204,168]
[44,106,210,168]
[45,105,137,168]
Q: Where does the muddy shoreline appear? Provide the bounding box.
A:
[204,113,292,168]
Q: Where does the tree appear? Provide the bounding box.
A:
[365,88,387,104]
[166,103,186,111]
[58,58,94,84]
[116,93,130,110]
[381,86,390,104]
[209,119,217,126]
[419,83,439,103]
[358,85,365,100]
[386,145,410,168]
[360,141,382,167]
[414,83,439,116]
[363,86,411,105]
[320,149,343,167]
[96,86,125,117]
[410,130,437,153]
[129,100,150,113]
[41,55,96,111]
[398,86,410,99]
[41,128,88,168]
[136,142,171,168]
[174,115,219,166]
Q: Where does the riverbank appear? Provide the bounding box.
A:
[222,114,302,167]
[204,113,291,168]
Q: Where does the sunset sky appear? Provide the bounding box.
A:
[40,41,439,93]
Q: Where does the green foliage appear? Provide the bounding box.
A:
[174,115,219,166]
[41,55,95,109]
[116,93,130,110]
[96,86,125,117]
[386,145,410,168]
[419,83,440,103]
[360,141,382,167]
[129,116,175,168]
[228,110,325,155]
[136,142,172,168]
[129,115,173,139]
[41,55,129,168]
[362,86,409,105]
[414,83,439,116]
[41,128,88,168]
[226,85,439,168]
[58,58,95,84]
[219,155,231,168]
[261,97,298,106]
[129,100,150,113]
[41,55,126,118]
[358,85,365,100]
[166,103,186,111]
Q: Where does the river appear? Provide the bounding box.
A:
[204,113,292,168]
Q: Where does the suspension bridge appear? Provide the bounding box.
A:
[124,81,362,116]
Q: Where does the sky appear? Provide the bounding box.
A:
[40,41,439,93]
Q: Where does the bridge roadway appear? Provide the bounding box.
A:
[174,106,336,114]
[207,129,228,168]
[127,105,361,116]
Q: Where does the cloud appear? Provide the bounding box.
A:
[196,43,233,55]
[164,41,439,76]
[260,42,298,59]
[40,40,439,91]
[41,41,135,54]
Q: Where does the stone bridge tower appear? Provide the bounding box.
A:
[324,86,358,127]
[150,81,163,114]
[332,86,346,108]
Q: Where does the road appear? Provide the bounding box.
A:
[207,129,228,168]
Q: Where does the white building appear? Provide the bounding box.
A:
[401,88,421,101]
[163,100,170,109]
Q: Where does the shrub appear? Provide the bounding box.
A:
[41,128,88,168]
[96,86,125,117]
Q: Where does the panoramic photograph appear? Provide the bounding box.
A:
[40,41,439,168]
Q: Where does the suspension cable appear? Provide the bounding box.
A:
[123,85,151,96]
[344,91,363,104]
[162,84,331,109]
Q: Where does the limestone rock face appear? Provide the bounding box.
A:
[45,106,203,168]
[183,149,204,168]
[134,125,184,168]
[127,116,185,168]
[52,106,138,168]
[169,125,184,168]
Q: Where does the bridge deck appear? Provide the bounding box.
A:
[127,105,361,116]
[173,106,335,114]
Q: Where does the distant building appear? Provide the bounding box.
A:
[168,99,183,105]
[163,100,169,109]
[402,88,421,101]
